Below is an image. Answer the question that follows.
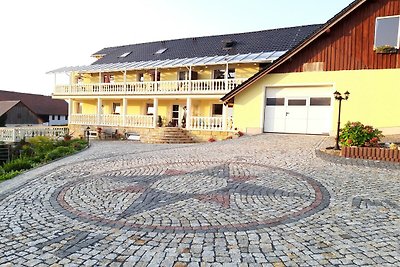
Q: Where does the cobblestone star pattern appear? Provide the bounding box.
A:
[53,162,330,233]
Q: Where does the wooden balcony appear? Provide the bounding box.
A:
[53,78,247,96]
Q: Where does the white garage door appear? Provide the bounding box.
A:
[264,86,334,135]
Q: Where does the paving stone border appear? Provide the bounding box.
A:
[315,149,400,170]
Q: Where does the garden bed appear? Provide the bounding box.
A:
[0,137,88,182]
[341,146,400,162]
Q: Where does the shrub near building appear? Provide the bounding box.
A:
[0,137,88,182]
[339,121,383,147]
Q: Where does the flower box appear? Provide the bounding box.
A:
[374,45,399,54]
[341,146,400,162]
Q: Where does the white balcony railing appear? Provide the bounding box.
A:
[54,78,247,96]
[190,116,235,131]
[69,114,235,131]
[0,126,69,142]
[69,114,154,128]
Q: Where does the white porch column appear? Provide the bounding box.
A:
[99,72,102,92]
[68,73,72,92]
[225,62,229,91]
[188,66,192,92]
[97,98,102,126]
[123,70,127,92]
[186,97,192,129]
[122,98,127,127]
[153,98,159,128]
[68,99,73,124]
[222,103,228,131]
[154,68,158,92]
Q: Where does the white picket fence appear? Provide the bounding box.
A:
[0,126,69,142]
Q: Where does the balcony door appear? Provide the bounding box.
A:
[171,105,180,127]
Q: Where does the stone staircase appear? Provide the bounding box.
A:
[141,127,196,144]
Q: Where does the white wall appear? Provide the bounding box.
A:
[48,115,68,126]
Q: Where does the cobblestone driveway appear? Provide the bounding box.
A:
[0,134,399,266]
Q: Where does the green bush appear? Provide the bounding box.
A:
[339,121,383,147]
[29,136,55,155]
[45,146,75,161]
[0,137,88,183]
[0,170,22,181]
[2,158,34,172]
[70,139,88,151]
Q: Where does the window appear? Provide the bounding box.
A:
[77,103,83,114]
[178,71,198,80]
[146,103,154,115]
[154,48,167,55]
[213,68,235,79]
[113,103,121,114]
[119,52,131,58]
[137,73,144,82]
[288,99,306,106]
[374,16,400,48]
[310,98,331,106]
[178,71,187,80]
[57,115,61,120]
[266,98,285,106]
[212,104,223,116]
[151,71,160,81]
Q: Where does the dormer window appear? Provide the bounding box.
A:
[154,48,167,55]
[222,39,236,50]
[119,52,131,58]
[374,16,400,49]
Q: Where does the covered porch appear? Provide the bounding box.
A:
[68,96,235,132]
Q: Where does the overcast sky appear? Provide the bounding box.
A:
[0,0,354,96]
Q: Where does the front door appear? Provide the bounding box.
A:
[171,105,180,127]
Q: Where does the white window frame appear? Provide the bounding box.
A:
[374,15,400,49]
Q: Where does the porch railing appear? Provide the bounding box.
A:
[69,114,153,128]
[69,114,235,131]
[190,116,235,131]
[0,126,69,143]
[54,78,247,96]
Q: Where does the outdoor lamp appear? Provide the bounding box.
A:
[334,91,350,150]
[344,91,350,100]
[86,126,91,143]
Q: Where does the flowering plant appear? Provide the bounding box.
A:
[236,131,244,137]
[374,45,398,54]
[339,121,383,147]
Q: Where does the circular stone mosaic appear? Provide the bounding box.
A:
[53,161,330,233]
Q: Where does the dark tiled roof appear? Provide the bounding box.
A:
[0,90,68,116]
[92,24,322,65]
[221,0,365,102]
[0,101,20,117]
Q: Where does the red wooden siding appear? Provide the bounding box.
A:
[273,0,400,73]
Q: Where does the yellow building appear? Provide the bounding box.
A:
[222,0,400,136]
[49,26,320,140]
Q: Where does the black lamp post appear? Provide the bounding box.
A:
[334,90,350,150]
[86,126,91,144]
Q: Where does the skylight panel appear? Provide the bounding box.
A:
[154,48,168,55]
[119,52,131,58]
